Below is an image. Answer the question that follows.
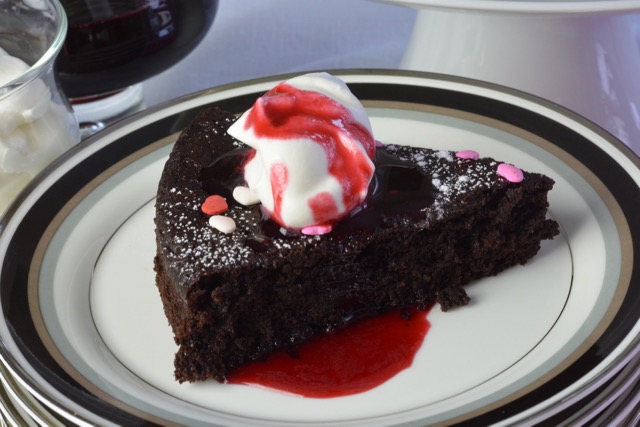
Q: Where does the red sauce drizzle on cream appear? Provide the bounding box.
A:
[227,307,431,398]
[242,82,375,226]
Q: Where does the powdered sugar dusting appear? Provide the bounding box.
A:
[159,195,321,283]
[435,150,454,162]
[384,144,506,221]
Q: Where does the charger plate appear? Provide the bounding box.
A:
[1,70,639,426]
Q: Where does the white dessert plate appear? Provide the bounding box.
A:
[1,70,639,426]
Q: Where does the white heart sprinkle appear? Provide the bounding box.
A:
[233,186,260,206]
[208,215,236,233]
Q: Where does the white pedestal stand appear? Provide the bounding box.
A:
[385,1,640,151]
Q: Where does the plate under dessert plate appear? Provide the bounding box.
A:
[1,70,640,426]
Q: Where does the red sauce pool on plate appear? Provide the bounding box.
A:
[227,307,431,398]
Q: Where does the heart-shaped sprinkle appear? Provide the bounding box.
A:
[202,195,228,215]
[456,149,480,159]
[497,163,524,183]
[301,224,333,235]
[233,186,260,206]
[208,215,236,233]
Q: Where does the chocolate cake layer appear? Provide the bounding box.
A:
[154,107,559,382]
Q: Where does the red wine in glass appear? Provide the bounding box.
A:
[56,0,218,100]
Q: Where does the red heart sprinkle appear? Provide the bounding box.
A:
[202,195,228,215]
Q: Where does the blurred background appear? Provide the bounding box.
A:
[140,0,416,106]
[79,0,640,151]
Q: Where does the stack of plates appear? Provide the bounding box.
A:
[1,71,640,426]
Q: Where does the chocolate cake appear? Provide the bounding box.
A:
[154,106,559,383]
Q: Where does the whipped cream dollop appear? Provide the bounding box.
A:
[227,72,376,229]
[0,47,76,212]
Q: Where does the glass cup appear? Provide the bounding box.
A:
[56,0,219,137]
[0,0,80,216]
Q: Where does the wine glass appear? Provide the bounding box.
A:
[56,0,219,136]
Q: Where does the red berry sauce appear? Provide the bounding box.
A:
[227,306,432,398]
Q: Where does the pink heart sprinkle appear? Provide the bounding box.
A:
[456,150,480,160]
[375,140,384,148]
[497,163,524,183]
[201,194,228,215]
[301,224,333,235]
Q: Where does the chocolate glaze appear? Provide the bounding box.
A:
[334,149,436,234]
[199,147,436,250]
[199,148,252,206]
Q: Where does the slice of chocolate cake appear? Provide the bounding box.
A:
[154,74,558,383]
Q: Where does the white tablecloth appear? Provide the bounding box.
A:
[142,0,416,107]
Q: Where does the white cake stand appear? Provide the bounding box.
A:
[381,0,640,151]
